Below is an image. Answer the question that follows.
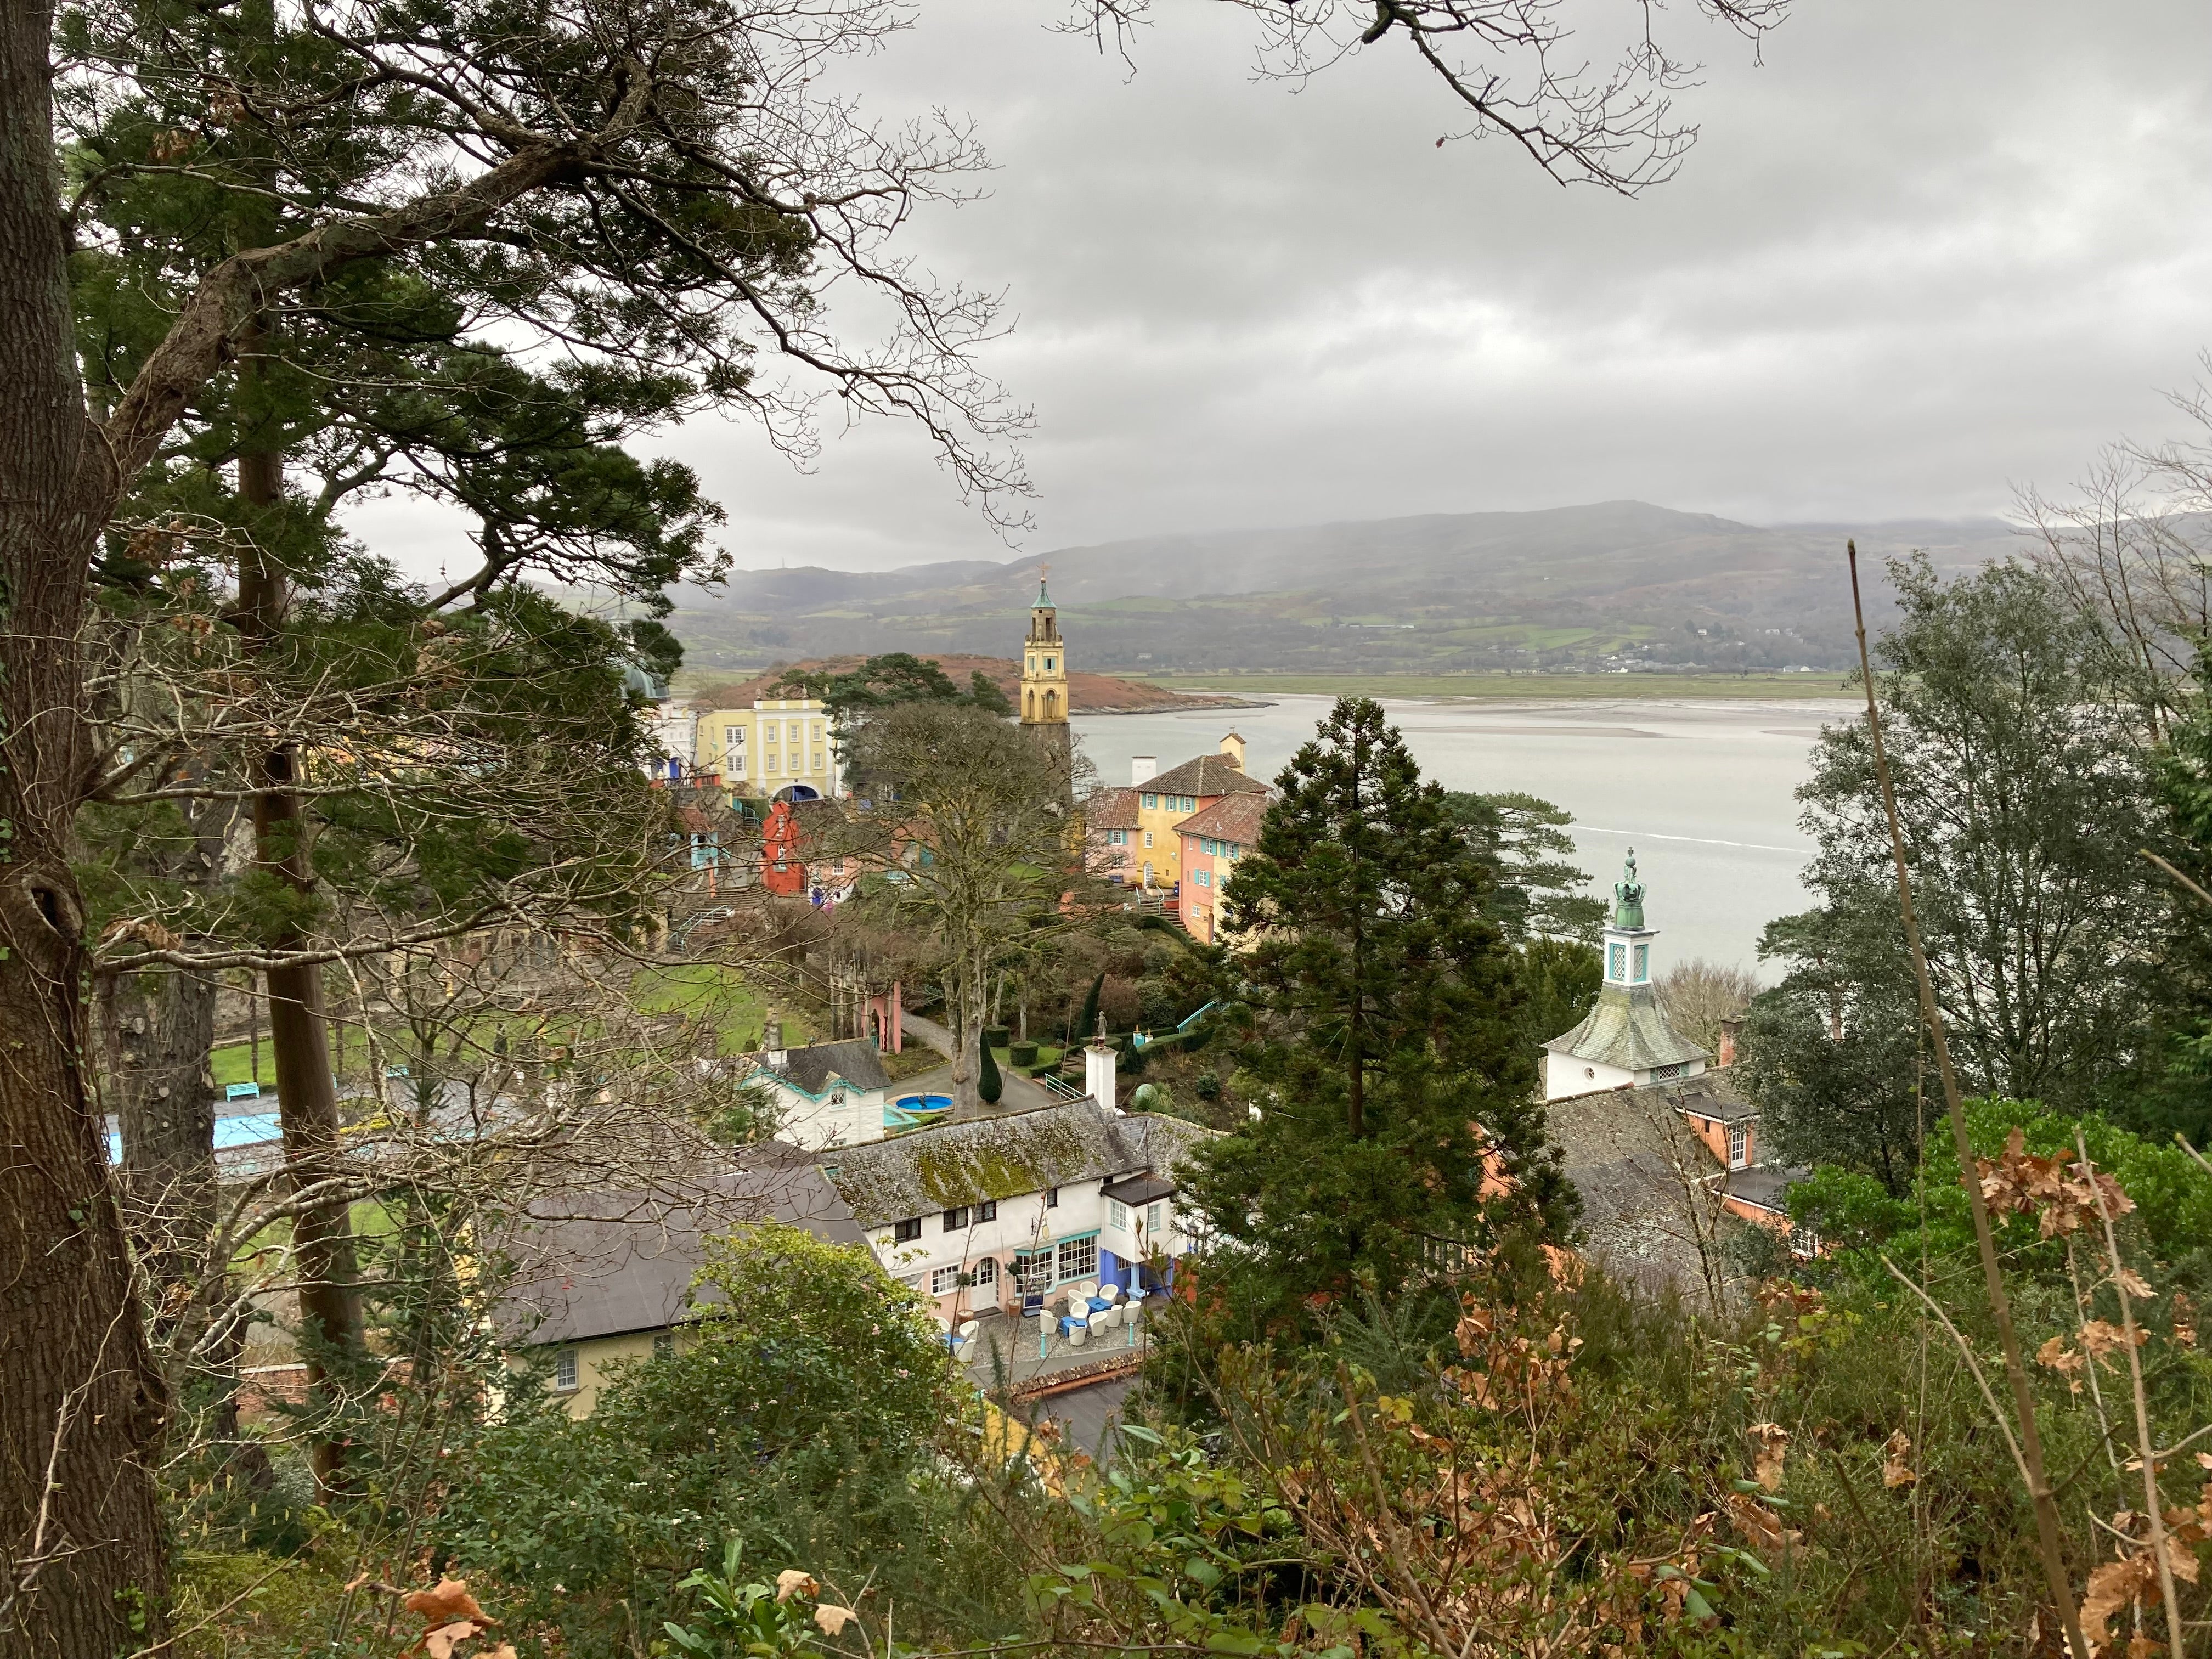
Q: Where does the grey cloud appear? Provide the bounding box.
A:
[354,0,2212,579]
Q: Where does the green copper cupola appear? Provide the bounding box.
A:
[1612,848,1646,929]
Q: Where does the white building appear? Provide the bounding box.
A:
[815,1099,1212,1324]
[737,1035,895,1151]
[1542,849,1711,1099]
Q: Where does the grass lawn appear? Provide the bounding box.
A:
[630,963,811,1056]
[212,1023,379,1090]
[1151,671,1859,701]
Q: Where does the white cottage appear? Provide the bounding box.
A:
[1542,849,1711,1100]
[739,1035,893,1150]
[816,1099,1212,1324]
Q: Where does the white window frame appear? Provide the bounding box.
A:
[1056,1234,1099,1283]
[975,1257,998,1288]
[931,1265,962,1296]
[1109,1199,1129,1231]
[553,1348,579,1392]
[1727,1122,1748,1169]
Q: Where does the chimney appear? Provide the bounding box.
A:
[1717,1017,1742,1069]
[764,1019,788,1070]
[1218,731,1246,771]
[1131,755,1156,787]
[1085,1031,1119,1113]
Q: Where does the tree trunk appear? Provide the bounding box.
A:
[102,797,232,1330]
[235,426,364,1498]
[0,4,172,1648]
[104,967,219,1324]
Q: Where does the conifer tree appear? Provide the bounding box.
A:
[1183,698,1571,1331]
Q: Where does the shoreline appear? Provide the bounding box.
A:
[1127,672,1859,702]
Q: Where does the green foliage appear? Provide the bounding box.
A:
[1075,971,1105,1045]
[1738,957,1924,1194]
[1785,556,2170,1111]
[1515,935,1601,1052]
[1789,1097,2212,1276]
[1184,698,1570,1340]
[441,1224,1014,1650]
[2134,641,2212,1146]
[777,652,1013,748]
[659,1541,848,1659]
[979,1035,1004,1104]
[1440,789,1605,944]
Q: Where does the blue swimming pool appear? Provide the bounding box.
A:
[885,1093,953,1130]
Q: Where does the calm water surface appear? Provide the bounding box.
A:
[1071,695,1859,976]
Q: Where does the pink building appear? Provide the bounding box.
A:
[1173,789,1269,944]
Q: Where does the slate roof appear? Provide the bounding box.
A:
[1101,1172,1176,1205]
[1543,984,1711,1072]
[1725,1164,1809,1216]
[1176,789,1269,845]
[1086,787,1141,830]
[818,1101,1212,1228]
[1545,1069,1755,1292]
[749,1039,893,1096]
[1147,753,1266,799]
[493,1149,866,1346]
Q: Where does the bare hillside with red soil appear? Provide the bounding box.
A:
[678,654,1242,714]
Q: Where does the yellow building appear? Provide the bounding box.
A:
[1111,735,1262,889]
[687,694,843,798]
[1019,574,1073,794]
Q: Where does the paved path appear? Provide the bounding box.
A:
[962,1305,1152,1392]
[898,1012,1064,1115]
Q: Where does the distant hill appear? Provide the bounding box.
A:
[667,501,2022,677]
[678,654,1244,714]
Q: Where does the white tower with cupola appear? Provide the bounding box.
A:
[1541,849,1711,1100]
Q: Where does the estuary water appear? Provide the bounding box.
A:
[1071,695,1859,977]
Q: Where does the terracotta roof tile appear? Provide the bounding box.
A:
[1086,786,1141,830]
[1147,753,1265,798]
[1176,790,1269,844]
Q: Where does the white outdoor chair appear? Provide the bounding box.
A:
[1090,1302,1121,1332]
[1068,1279,1097,1304]
[1065,1314,1090,1347]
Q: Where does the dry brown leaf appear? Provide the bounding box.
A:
[1748,1421,1790,1493]
[814,1604,856,1636]
[2115,1267,2155,1300]
[775,1570,819,1604]
[404,1581,490,1628]
[2080,1554,2158,1646]
[2166,1539,2201,1585]
[1724,1491,1801,1554]
[2038,1335,2087,1395]
[2080,1319,2150,1369]
[1881,1430,1918,1489]
[424,1622,481,1659]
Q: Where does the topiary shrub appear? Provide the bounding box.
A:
[978,1037,1003,1104]
[1009,1040,1039,1067]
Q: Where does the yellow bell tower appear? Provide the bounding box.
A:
[1020,567,1073,795]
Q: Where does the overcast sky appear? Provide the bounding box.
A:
[356,0,2212,578]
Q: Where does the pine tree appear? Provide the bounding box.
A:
[1182,698,1572,1333]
